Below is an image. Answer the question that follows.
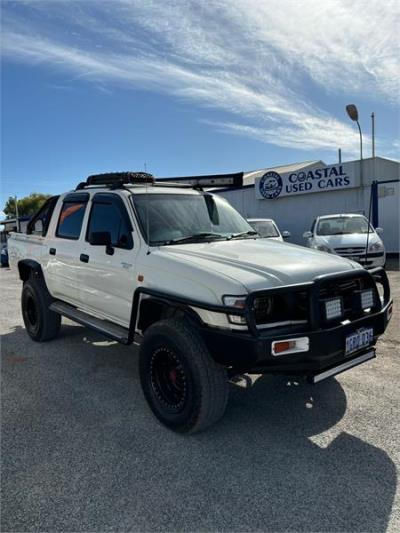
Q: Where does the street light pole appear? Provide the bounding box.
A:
[346,104,363,183]
[14,196,20,232]
[356,120,363,161]
[371,112,375,158]
[346,104,372,261]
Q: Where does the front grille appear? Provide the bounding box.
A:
[319,275,376,321]
[334,246,365,255]
[251,273,378,330]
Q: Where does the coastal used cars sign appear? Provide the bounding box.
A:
[255,164,357,200]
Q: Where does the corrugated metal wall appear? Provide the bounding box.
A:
[220,186,364,244]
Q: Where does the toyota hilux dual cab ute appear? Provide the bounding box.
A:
[9,172,393,433]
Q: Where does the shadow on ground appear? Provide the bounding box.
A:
[1,323,397,532]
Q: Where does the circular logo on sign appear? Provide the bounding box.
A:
[259,171,283,199]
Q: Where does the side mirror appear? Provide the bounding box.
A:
[375,227,384,236]
[303,231,312,239]
[89,231,114,255]
[282,230,291,239]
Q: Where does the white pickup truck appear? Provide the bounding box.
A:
[9,172,393,433]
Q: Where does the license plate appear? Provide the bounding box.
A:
[345,328,373,356]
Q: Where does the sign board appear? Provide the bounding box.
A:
[255,164,359,200]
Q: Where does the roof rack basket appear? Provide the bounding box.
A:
[76,172,154,190]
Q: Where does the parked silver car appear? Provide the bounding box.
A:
[303,214,385,269]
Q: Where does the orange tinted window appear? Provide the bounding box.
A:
[56,202,86,239]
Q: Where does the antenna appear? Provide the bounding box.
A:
[365,180,376,265]
[145,162,151,255]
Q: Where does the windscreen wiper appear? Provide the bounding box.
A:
[163,232,227,245]
[228,230,258,240]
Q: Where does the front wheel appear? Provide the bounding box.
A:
[139,318,229,434]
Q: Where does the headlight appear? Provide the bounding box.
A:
[368,242,384,252]
[313,245,332,253]
[222,295,247,325]
[253,292,307,326]
[223,295,246,308]
[254,296,274,319]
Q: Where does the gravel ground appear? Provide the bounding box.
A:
[1,265,399,532]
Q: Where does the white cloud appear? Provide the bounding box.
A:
[1,0,398,156]
[204,119,363,153]
[221,0,400,103]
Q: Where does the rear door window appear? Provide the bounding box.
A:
[56,195,88,240]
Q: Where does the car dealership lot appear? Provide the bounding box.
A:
[1,266,399,532]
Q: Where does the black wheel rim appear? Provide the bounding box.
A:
[26,296,38,328]
[150,347,187,411]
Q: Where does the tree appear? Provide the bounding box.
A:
[3,193,51,218]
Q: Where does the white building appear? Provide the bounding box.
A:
[215,156,399,254]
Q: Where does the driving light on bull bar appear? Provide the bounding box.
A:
[361,289,374,310]
[272,337,309,356]
[324,297,343,321]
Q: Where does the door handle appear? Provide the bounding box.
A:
[80,253,89,263]
[49,248,56,255]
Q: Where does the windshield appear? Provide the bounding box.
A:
[316,216,373,236]
[248,220,279,238]
[132,193,254,245]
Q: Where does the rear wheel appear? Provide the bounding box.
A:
[21,278,61,342]
[139,317,229,434]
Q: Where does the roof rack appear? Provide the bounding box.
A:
[76,171,154,190]
[75,171,243,191]
[159,172,243,189]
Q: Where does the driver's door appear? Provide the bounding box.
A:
[78,193,138,327]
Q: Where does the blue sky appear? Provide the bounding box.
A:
[1,0,399,213]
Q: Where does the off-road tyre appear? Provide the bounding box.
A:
[139,317,229,434]
[21,278,61,342]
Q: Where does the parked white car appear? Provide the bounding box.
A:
[303,214,386,269]
[247,218,291,242]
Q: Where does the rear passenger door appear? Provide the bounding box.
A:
[78,193,137,327]
[46,193,89,305]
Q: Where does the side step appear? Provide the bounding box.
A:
[50,301,130,344]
